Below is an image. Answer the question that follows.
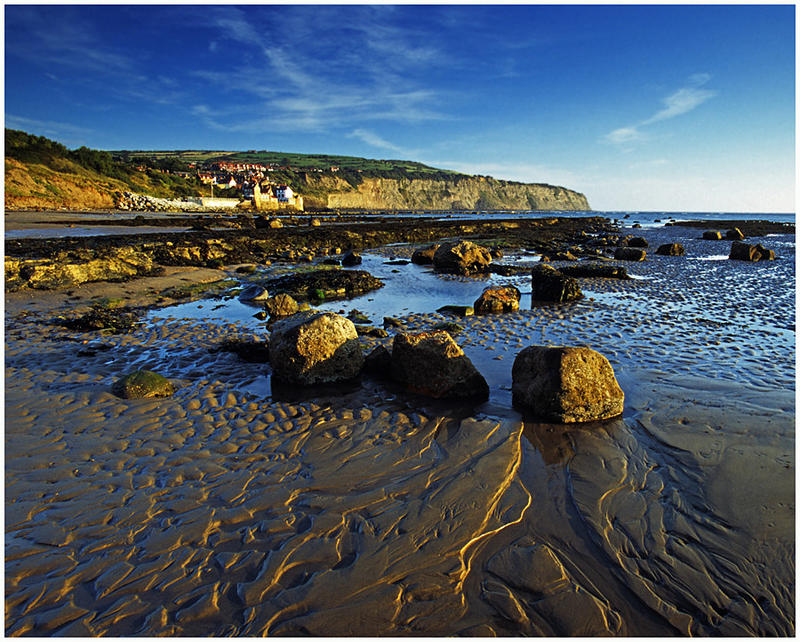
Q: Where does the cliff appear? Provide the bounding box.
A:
[299,174,590,211]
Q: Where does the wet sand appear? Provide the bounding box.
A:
[4,223,795,636]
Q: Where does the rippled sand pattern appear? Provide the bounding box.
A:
[5,226,794,636]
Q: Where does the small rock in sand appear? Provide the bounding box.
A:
[437,305,474,317]
[112,369,174,399]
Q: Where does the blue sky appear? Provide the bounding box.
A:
[4,4,795,212]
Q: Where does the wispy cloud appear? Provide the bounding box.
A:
[349,129,417,156]
[603,74,717,146]
[5,114,95,143]
[5,6,135,74]
[191,6,451,135]
[604,127,647,145]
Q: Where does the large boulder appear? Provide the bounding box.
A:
[269,311,364,385]
[391,331,489,400]
[512,346,624,423]
[729,241,776,262]
[614,247,646,261]
[433,241,492,275]
[531,264,583,303]
[702,230,723,240]
[411,244,440,265]
[474,286,521,314]
[655,243,685,256]
[627,236,649,248]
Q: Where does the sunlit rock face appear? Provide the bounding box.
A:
[512,346,624,423]
[269,311,364,385]
[433,241,492,275]
[473,286,521,314]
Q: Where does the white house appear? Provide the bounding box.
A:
[275,185,294,202]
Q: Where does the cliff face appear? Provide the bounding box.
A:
[301,174,589,211]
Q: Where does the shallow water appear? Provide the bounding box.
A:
[5,223,795,635]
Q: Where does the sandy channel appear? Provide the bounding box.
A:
[5,226,795,636]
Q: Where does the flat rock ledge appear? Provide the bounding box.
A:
[511,346,624,423]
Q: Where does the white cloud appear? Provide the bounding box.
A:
[603,126,646,145]
[603,74,716,146]
[642,86,716,125]
[349,129,416,156]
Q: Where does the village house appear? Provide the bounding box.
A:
[252,181,303,211]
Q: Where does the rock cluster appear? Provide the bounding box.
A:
[266,269,383,302]
[512,346,624,422]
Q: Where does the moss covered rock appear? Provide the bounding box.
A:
[112,370,174,399]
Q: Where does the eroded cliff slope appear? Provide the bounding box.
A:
[300,174,589,211]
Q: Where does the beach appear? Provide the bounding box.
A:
[4,213,795,636]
